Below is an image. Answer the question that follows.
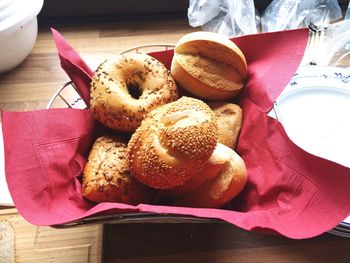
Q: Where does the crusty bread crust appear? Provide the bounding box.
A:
[175,31,247,77]
[208,102,243,149]
[90,53,178,132]
[171,55,243,100]
[82,135,154,204]
[127,96,218,189]
[172,143,247,208]
[171,31,247,100]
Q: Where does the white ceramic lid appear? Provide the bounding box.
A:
[0,0,43,36]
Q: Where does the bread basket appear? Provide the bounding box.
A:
[47,44,218,228]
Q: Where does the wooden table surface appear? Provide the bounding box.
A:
[1,18,350,263]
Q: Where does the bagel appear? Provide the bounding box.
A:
[173,143,247,208]
[82,135,154,204]
[171,31,247,100]
[90,53,178,132]
[127,96,218,189]
[208,102,243,149]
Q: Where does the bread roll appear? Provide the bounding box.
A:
[82,135,154,204]
[163,143,226,197]
[171,31,247,100]
[128,96,218,189]
[208,102,243,149]
[173,143,247,208]
[90,53,178,132]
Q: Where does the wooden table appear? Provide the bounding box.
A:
[1,18,350,263]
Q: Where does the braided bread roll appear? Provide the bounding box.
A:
[127,96,218,189]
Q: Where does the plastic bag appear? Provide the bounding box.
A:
[346,2,350,20]
[187,0,258,37]
[261,0,343,32]
[319,20,350,68]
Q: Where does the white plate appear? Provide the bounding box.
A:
[276,86,350,167]
[270,66,350,227]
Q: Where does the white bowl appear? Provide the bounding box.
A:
[0,0,43,73]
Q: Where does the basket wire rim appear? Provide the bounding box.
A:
[46,44,220,227]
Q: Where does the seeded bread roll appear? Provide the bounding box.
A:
[127,96,218,189]
[208,102,243,149]
[90,53,178,132]
[171,31,247,100]
[82,135,154,204]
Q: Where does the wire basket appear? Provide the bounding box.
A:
[48,44,219,228]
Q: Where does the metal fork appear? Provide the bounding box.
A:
[305,4,330,66]
[272,21,327,121]
[307,22,327,66]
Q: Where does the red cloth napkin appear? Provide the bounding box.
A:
[3,28,350,239]
[51,28,93,106]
